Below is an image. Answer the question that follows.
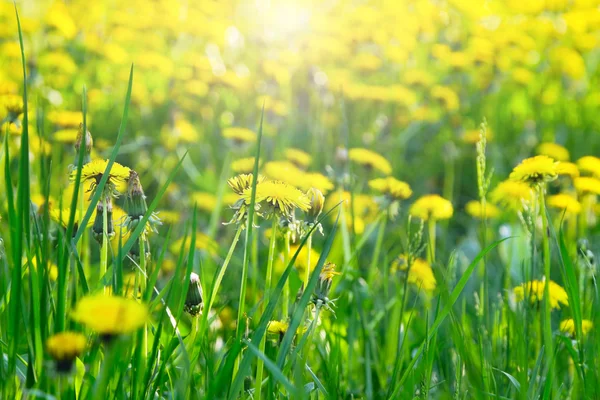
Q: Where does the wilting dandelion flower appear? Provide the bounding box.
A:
[547,193,582,214]
[71,294,149,340]
[465,200,500,219]
[243,180,311,219]
[513,280,568,309]
[46,331,87,373]
[348,148,392,175]
[509,155,559,186]
[369,177,412,201]
[184,272,204,316]
[537,142,570,161]
[560,319,593,337]
[410,195,453,221]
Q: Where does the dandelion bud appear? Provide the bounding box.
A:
[46,331,87,374]
[92,197,114,243]
[74,123,93,161]
[313,262,340,308]
[184,272,204,316]
[306,188,324,221]
[125,171,147,226]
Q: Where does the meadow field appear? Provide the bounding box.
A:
[1,0,600,398]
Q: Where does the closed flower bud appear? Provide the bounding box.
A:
[74,123,93,165]
[313,262,340,308]
[306,188,324,221]
[93,198,114,243]
[184,272,204,316]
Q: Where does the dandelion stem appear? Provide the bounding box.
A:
[283,230,290,318]
[305,234,312,287]
[427,219,436,264]
[368,209,388,284]
[538,186,554,388]
[139,237,148,357]
[255,218,279,400]
[101,196,109,293]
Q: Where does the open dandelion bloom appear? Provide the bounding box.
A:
[72,159,131,195]
[577,156,600,177]
[191,192,218,212]
[465,200,500,219]
[537,142,570,161]
[263,161,334,193]
[392,255,436,292]
[231,157,260,174]
[227,173,266,195]
[348,148,392,175]
[547,193,582,214]
[556,162,580,179]
[574,177,600,195]
[462,128,494,144]
[222,127,256,143]
[267,320,289,335]
[284,148,312,169]
[559,319,593,337]
[50,207,95,230]
[71,294,149,336]
[410,195,453,221]
[47,110,83,128]
[490,180,533,210]
[243,180,311,218]
[509,155,559,186]
[46,331,87,372]
[286,244,320,276]
[513,280,569,309]
[368,177,412,200]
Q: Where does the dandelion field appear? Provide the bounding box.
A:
[2,0,600,398]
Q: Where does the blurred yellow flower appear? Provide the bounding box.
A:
[556,162,580,178]
[513,280,568,309]
[547,193,582,214]
[490,180,532,210]
[410,195,453,221]
[284,148,312,169]
[537,142,570,161]
[348,148,392,175]
[559,319,593,337]
[46,331,86,372]
[577,156,600,177]
[71,294,149,336]
[368,177,412,200]
[222,127,256,143]
[231,157,260,174]
[391,256,436,292]
[574,177,600,195]
[465,200,500,219]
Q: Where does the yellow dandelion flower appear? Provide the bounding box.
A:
[368,177,412,200]
[513,280,569,309]
[287,244,320,276]
[509,156,559,186]
[547,193,582,214]
[431,85,460,112]
[231,157,260,174]
[191,192,218,212]
[574,177,600,196]
[53,128,79,143]
[72,159,131,195]
[46,331,86,372]
[410,195,453,221]
[222,127,256,143]
[244,180,311,217]
[577,156,600,177]
[537,142,570,161]
[301,173,334,194]
[465,200,501,219]
[71,294,149,336]
[559,319,593,336]
[349,148,392,175]
[157,210,180,225]
[490,180,533,210]
[392,256,436,292]
[267,320,289,335]
[227,174,266,195]
[462,128,494,144]
[284,148,312,169]
[47,110,83,128]
[556,162,580,178]
[170,233,219,256]
[49,207,95,230]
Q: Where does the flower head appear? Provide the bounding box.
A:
[348,148,392,175]
[410,195,453,221]
[46,331,87,373]
[184,272,204,316]
[392,255,436,292]
[547,193,582,214]
[284,148,312,169]
[490,180,532,210]
[222,127,256,144]
[227,174,266,195]
[231,157,260,174]
[537,142,570,161]
[306,187,325,221]
[267,320,289,335]
[465,200,501,219]
[509,155,559,186]
[574,177,600,195]
[513,280,569,309]
[244,180,311,219]
[71,294,149,338]
[556,162,580,179]
[577,156,600,177]
[369,177,413,201]
[72,159,131,197]
[560,319,593,337]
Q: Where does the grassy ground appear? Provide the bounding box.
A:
[1,1,600,399]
